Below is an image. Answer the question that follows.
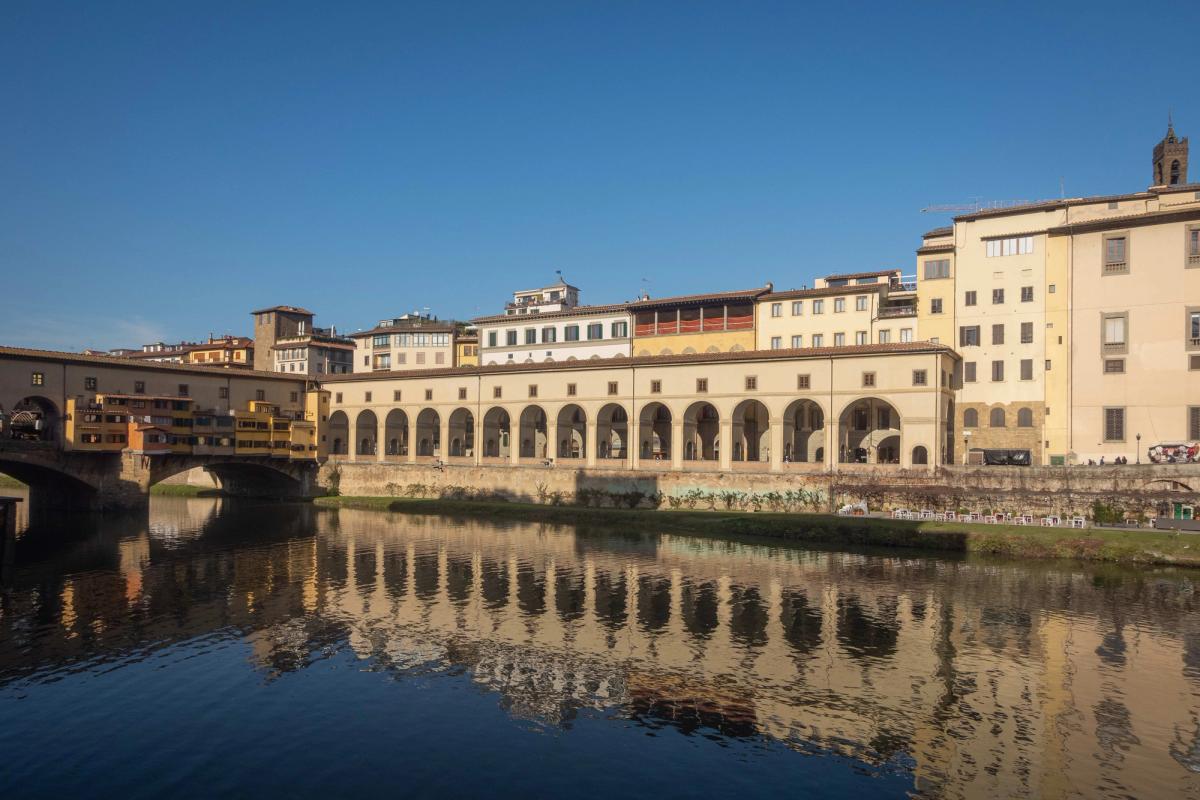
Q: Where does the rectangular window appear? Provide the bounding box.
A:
[528,385,538,398]
[178,384,188,397]
[1189,406,1200,440]
[696,378,708,393]
[744,376,757,391]
[964,362,976,382]
[1189,310,1200,348]
[587,323,603,340]
[524,328,537,345]
[335,393,343,404]
[564,325,580,342]
[607,381,618,395]
[992,324,1005,345]
[388,390,399,402]
[930,298,943,314]
[812,299,824,314]
[84,376,97,390]
[1046,359,1052,372]
[219,387,229,399]
[791,301,803,315]
[435,352,444,365]
[834,332,846,347]
[650,380,662,394]
[363,391,372,403]
[31,371,45,386]
[1102,313,1128,354]
[899,328,913,343]
[493,386,502,399]
[134,381,145,394]
[923,259,950,279]
[611,321,628,338]
[797,374,810,390]
[458,388,467,400]
[959,326,980,347]
[992,288,1005,305]
[1020,359,1034,380]
[834,298,846,313]
[1021,322,1034,344]
[771,302,782,317]
[770,336,782,349]
[505,330,518,346]
[1021,286,1034,302]
[991,360,1004,382]
[878,329,890,344]
[567,383,577,396]
[372,334,389,348]
[811,334,824,347]
[1104,407,1125,441]
[1188,226,1200,265]
[856,295,869,311]
[791,335,803,348]
[855,331,867,345]
[964,290,977,306]
[415,352,425,365]
[487,331,498,348]
[1104,234,1129,274]
[862,372,875,388]
[1104,358,1125,374]
[912,369,927,386]
[985,236,1034,257]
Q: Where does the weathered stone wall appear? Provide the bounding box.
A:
[320,460,1200,521]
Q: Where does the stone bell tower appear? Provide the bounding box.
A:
[1152,117,1188,186]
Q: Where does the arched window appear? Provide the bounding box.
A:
[963,408,979,428]
[990,408,1006,428]
[912,445,928,465]
[1170,160,1181,185]
[1017,408,1034,428]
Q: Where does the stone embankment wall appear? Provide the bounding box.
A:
[320,461,1200,521]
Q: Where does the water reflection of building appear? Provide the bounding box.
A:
[3,502,1199,798]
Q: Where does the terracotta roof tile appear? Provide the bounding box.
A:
[471,303,632,325]
[628,286,770,310]
[0,345,305,381]
[820,269,898,282]
[322,341,955,383]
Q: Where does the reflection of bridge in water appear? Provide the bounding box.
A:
[3,501,1200,798]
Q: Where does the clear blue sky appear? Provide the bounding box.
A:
[2,1,1195,351]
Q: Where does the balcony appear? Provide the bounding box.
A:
[878,305,916,319]
[888,276,918,292]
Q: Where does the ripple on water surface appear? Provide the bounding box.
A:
[1,496,1199,799]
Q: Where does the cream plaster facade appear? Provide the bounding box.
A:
[474,305,633,365]
[321,344,958,472]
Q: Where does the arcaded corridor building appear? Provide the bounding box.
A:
[320,343,959,471]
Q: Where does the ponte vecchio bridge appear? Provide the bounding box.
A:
[0,346,329,514]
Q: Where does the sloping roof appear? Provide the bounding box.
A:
[0,345,305,381]
[472,303,631,325]
[628,286,770,310]
[762,284,885,302]
[922,226,953,239]
[321,341,955,383]
[1046,205,1200,235]
[821,268,898,282]
[916,243,955,255]
[251,305,314,316]
[348,320,460,338]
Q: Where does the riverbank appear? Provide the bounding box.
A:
[149,484,220,497]
[313,495,1200,567]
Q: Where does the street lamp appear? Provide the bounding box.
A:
[962,430,971,466]
[1136,433,1141,464]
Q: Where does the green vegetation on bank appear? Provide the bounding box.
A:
[313,495,1200,568]
[149,484,221,497]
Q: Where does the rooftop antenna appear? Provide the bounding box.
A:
[555,269,565,283]
[640,277,651,301]
[1059,177,1065,199]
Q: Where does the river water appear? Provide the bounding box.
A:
[1,495,1199,799]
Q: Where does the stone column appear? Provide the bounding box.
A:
[546,417,558,463]
[438,413,450,460]
[586,420,598,467]
[825,417,838,473]
[671,419,684,470]
[407,416,418,464]
[769,417,784,473]
[509,410,521,466]
[629,417,641,471]
[474,415,484,466]
[719,419,732,471]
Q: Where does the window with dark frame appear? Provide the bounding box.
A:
[745,376,757,391]
[696,378,708,393]
[566,383,577,396]
[1104,407,1125,441]
[797,374,810,390]
[912,369,927,386]
[650,380,662,394]
[528,385,538,398]
[493,386,502,399]
[607,381,618,395]
[862,372,875,388]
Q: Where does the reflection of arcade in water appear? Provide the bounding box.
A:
[3,501,1200,798]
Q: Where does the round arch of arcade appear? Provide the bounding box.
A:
[328,394,937,469]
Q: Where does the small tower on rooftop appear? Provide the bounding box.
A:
[1152,116,1188,186]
